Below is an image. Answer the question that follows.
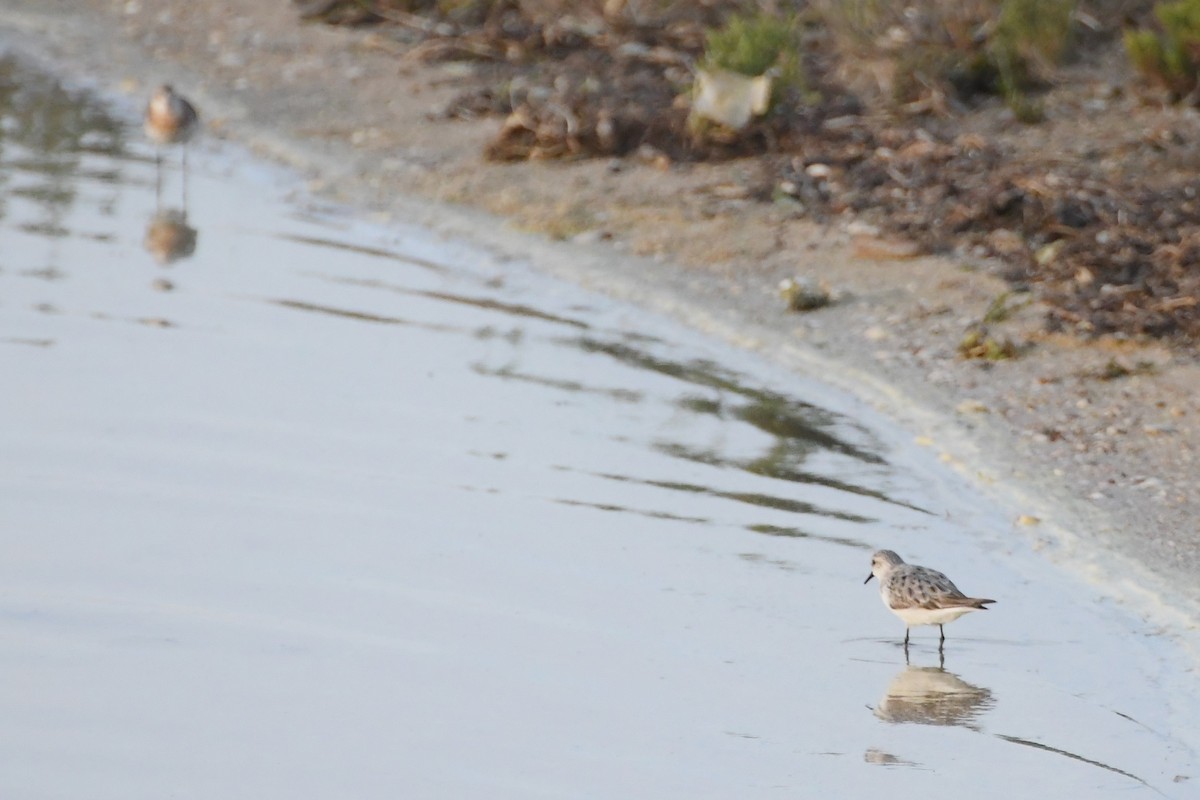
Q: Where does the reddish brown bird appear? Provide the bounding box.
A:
[144,85,199,207]
[144,85,199,166]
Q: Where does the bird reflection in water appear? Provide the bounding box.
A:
[144,208,198,266]
[872,663,994,730]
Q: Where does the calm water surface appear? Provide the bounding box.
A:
[1,54,1197,798]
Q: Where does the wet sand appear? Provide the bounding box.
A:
[3,0,1199,638]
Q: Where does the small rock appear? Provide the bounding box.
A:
[710,183,750,199]
[844,220,880,237]
[987,229,1026,256]
[956,399,989,414]
[571,229,609,245]
[778,277,832,312]
[822,115,860,131]
[851,236,921,261]
[634,143,670,170]
[1035,239,1066,265]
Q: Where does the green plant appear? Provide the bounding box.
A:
[991,0,1074,70]
[958,327,1019,360]
[981,290,1031,324]
[817,0,1074,119]
[1096,357,1159,380]
[702,10,806,100]
[1125,0,1200,99]
[989,0,1073,116]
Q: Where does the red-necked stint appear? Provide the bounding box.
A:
[145,85,199,160]
[865,550,995,651]
[145,85,199,205]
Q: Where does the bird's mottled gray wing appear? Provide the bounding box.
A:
[885,565,970,609]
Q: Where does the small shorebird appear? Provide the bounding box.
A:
[145,85,199,163]
[144,85,199,204]
[865,550,995,651]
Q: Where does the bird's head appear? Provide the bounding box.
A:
[864,549,905,584]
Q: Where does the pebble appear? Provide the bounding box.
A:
[863,325,888,341]
[778,278,832,312]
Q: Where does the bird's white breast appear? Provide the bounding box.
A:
[889,604,978,627]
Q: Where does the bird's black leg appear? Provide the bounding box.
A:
[155,150,163,210]
[182,146,189,213]
[938,624,946,652]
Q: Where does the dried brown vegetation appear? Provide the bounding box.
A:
[301,0,1200,343]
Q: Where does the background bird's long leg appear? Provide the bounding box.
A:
[938,625,946,653]
[903,628,910,647]
[155,149,163,211]
[182,145,189,213]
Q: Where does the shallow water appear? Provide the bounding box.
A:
[1,53,1197,798]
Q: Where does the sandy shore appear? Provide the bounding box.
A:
[6,0,1200,631]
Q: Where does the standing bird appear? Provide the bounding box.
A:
[144,85,199,206]
[865,550,995,651]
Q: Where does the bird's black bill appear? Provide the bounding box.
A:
[864,573,874,584]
